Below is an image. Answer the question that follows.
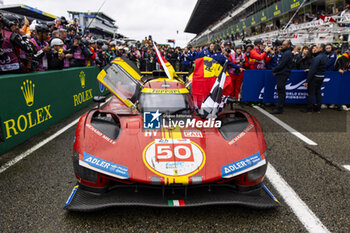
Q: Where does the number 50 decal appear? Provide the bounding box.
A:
[155,144,194,162]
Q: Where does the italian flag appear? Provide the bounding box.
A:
[168,200,185,206]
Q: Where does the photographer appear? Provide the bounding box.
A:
[179,47,192,72]
[228,45,246,99]
[47,38,64,70]
[266,40,282,70]
[0,14,34,74]
[69,35,86,67]
[30,24,50,71]
[248,39,272,69]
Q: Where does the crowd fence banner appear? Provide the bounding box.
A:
[0,66,109,155]
[241,70,350,105]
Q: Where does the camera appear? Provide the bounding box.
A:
[225,48,231,53]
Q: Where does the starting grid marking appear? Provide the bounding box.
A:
[343,165,350,172]
[253,106,318,146]
[266,164,330,233]
[0,97,112,174]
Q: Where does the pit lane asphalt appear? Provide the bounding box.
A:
[0,102,349,232]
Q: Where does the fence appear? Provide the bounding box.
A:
[241,70,350,105]
[0,66,108,155]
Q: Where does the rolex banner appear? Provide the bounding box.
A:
[0,66,109,155]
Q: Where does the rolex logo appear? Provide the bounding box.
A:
[21,80,35,107]
[79,71,86,88]
[275,5,278,10]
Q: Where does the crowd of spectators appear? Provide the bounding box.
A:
[0,12,349,111]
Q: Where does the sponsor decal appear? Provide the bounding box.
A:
[21,80,35,106]
[221,152,261,177]
[79,71,86,88]
[259,78,330,101]
[143,139,205,177]
[144,129,159,137]
[64,185,79,206]
[83,152,129,178]
[183,130,203,138]
[3,80,53,139]
[86,124,116,144]
[73,71,92,106]
[168,200,185,206]
[228,124,254,145]
[73,89,93,107]
[143,110,161,129]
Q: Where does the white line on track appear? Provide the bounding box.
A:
[266,164,330,233]
[253,106,318,146]
[343,165,350,171]
[0,97,112,174]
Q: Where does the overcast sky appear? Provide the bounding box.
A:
[4,0,198,47]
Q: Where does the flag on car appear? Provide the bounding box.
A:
[198,60,228,119]
[153,42,177,79]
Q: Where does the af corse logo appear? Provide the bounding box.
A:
[143,110,161,129]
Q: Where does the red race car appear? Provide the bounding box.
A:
[64,57,279,211]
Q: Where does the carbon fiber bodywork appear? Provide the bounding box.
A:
[64,183,279,211]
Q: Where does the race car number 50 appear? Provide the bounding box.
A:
[144,139,205,176]
[156,144,194,162]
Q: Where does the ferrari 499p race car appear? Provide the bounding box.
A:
[64,57,279,211]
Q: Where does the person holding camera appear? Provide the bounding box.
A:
[30,24,50,71]
[228,45,246,99]
[0,14,34,74]
[247,39,272,70]
[271,40,294,114]
[266,40,282,70]
[47,38,64,70]
[179,47,193,72]
[69,35,87,67]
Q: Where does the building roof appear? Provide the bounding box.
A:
[184,0,236,34]
[0,4,57,21]
[67,11,115,23]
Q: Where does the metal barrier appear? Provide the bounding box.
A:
[0,67,108,155]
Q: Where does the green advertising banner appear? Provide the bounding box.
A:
[0,66,108,155]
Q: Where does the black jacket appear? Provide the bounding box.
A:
[294,53,313,70]
[307,52,329,83]
[272,48,294,76]
[47,49,64,70]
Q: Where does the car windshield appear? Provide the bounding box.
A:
[139,93,191,114]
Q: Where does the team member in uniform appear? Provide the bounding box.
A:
[302,44,329,113]
[271,40,294,114]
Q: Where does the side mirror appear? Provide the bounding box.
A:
[93,96,106,109]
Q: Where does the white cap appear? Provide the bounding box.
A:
[50,38,64,46]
